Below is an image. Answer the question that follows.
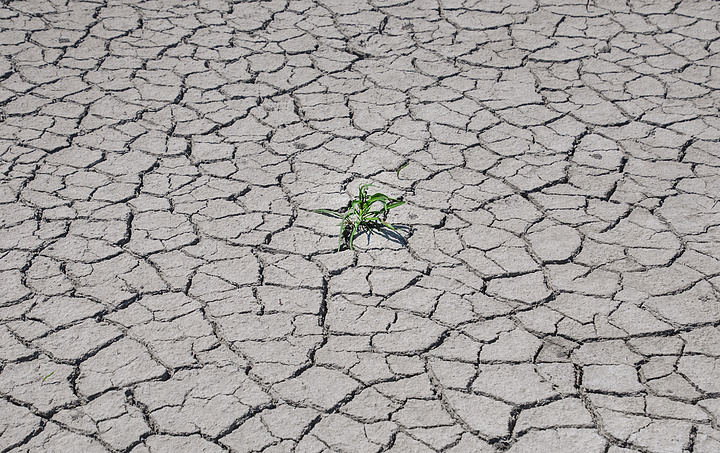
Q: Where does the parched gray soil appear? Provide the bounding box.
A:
[1,0,720,452]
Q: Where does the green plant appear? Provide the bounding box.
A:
[315,183,405,251]
[396,162,409,178]
[41,372,54,384]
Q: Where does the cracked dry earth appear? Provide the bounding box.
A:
[3,0,720,452]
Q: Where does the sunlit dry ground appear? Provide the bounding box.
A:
[1,0,720,452]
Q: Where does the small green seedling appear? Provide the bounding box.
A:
[41,372,54,384]
[315,183,405,251]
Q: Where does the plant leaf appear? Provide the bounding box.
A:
[396,162,409,177]
[366,193,390,204]
[348,222,360,250]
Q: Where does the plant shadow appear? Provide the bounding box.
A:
[352,224,412,250]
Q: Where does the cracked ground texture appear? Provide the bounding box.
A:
[1,0,720,452]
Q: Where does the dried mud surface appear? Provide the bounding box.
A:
[1,0,720,452]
